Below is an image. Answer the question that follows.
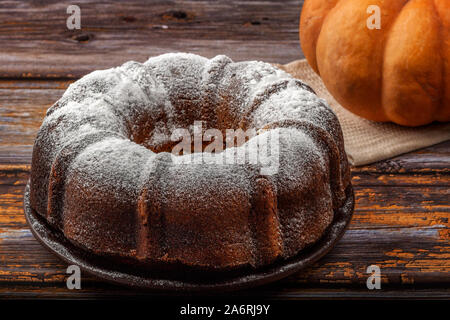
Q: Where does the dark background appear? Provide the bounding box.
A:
[0,0,305,79]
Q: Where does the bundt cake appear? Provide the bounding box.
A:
[28,53,351,276]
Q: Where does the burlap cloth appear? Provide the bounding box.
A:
[277,60,450,166]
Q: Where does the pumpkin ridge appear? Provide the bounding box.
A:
[432,0,448,119]
[381,0,442,125]
[313,0,340,76]
[380,0,410,122]
[299,0,339,75]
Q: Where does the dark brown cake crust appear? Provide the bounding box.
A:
[24,182,354,291]
[27,53,353,282]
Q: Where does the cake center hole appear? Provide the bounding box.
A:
[134,121,256,156]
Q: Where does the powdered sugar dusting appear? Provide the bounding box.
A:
[29,53,350,270]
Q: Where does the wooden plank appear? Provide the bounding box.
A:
[353,142,450,173]
[1,225,448,286]
[0,0,305,79]
[1,226,448,287]
[0,81,66,151]
[1,80,449,167]
[0,284,449,300]
[0,168,448,287]
[1,167,449,224]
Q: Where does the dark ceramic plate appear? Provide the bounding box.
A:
[24,181,354,292]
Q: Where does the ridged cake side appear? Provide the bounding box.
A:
[29,53,350,270]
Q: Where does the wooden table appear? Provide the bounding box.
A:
[0,0,449,299]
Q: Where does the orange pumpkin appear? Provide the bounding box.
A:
[300,0,450,126]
